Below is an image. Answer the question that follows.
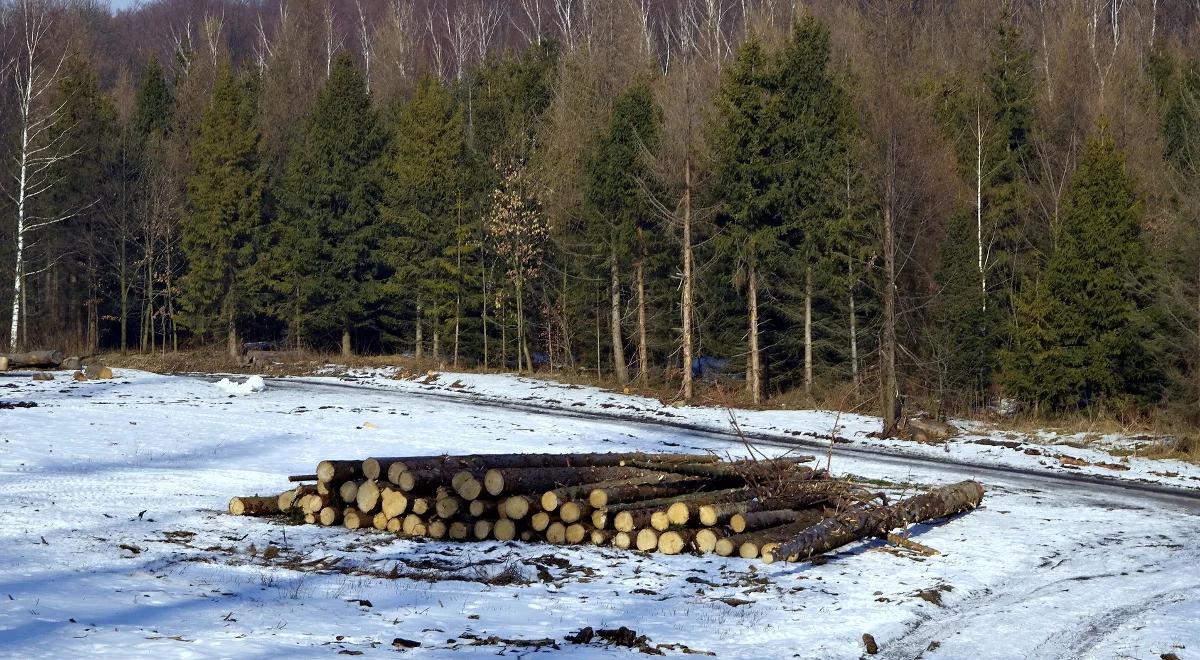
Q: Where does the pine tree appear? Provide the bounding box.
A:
[275,53,388,355]
[710,38,776,403]
[134,58,173,141]
[179,65,264,359]
[581,82,663,386]
[382,73,465,359]
[1002,131,1164,409]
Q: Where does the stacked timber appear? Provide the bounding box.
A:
[228,451,984,564]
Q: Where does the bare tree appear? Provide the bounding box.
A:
[515,0,544,46]
[355,0,373,92]
[6,0,79,352]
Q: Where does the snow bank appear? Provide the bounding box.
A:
[213,374,265,394]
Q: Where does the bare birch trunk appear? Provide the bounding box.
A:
[415,306,423,359]
[342,327,351,357]
[636,251,648,388]
[804,265,813,396]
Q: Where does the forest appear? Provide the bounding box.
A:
[3,0,1200,427]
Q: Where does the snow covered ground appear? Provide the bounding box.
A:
[0,369,1197,658]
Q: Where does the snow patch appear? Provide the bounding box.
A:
[213,375,265,394]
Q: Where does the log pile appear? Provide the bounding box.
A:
[229,452,984,564]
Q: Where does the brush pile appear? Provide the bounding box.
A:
[229,452,984,564]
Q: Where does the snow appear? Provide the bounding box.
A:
[0,368,1197,658]
[213,375,266,395]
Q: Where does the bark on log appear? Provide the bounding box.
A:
[699,499,761,527]
[317,460,362,484]
[278,485,317,511]
[343,508,372,529]
[318,506,342,526]
[545,473,697,511]
[229,496,280,516]
[4,350,63,368]
[287,474,319,483]
[380,452,719,485]
[730,509,806,534]
[623,457,814,481]
[765,481,985,564]
[587,475,706,508]
[484,466,673,497]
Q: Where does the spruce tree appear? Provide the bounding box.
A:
[179,65,264,358]
[1002,131,1164,409]
[710,37,777,403]
[275,53,388,354]
[382,73,465,358]
[581,83,663,386]
[134,58,173,141]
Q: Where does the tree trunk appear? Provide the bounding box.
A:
[804,265,813,395]
[635,246,649,388]
[378,451,715,485]
[586,475,705,508]
[341,327,351,357]
[849,286,859,387]
[516,274,526,372]
[718,517,827,559]
[415,305,423,359]
[228,320,239,361]
[681,156,695,401]
[432,328,440,360]
[610,255,629,385]
[747,261,762,404]
[881,193,900,432]
[766,480,985,564]
[730,508,806,533]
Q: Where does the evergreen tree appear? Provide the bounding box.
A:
[581,82,663,386]
[1002,131,1164,409]
[382,73,465,358]
[179,65,264,358]
[710,37,776,403]
[134,58,173,141]
[275,53,388,354]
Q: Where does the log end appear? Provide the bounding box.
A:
[667,502,690,526]
[588,489,608,508]
[547,522,567,544]
[635,528,659,552]
[650,511,672,532]
[541,491,560,512]
[484,469,504,496]
[613,511,635,533]
[362,458,382,481]
[504,496,531,520]
[531,511,551,532]
[494,518,517,541]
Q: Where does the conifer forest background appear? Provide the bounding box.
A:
[4,0,1200,427]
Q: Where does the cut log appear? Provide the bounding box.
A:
[530,512,552,532]
[343,508,372,529]
[565,523,590,544]
[304,513,316,524]
[484,466,673,497]
[613,508,657,533]
[287,474,319,482]
[502,495,536,520]
[449,521,470,540]
[339,480,361,504]
[316,481,332,496]
[435,496,463,519]
[4,350,64,368]
[229,496,280,516]
[372,512,390,530]
[428,520,448,539]
[473,519,494,540]
[469,499,497,517]
[590,529,614,545]
[278,485,317,511]
[318,506,342,526]
[623,457,814,481]
[699,499,760,527]
[411,520,428,536]
[730,509,805,534]
[362,457,406,481]
[635,528,659,552]
[613,532,633,549]
[452,471,484,500]
[380,485,409,518]
[664,489,753,526]
[546,522,567,544]
[317,460,362,484]
[695,528,727,554]
[410,498,431,516]
[658,529,696,555]
[302,493,330,515]
[493,518,518,541]
[587,475,706,508]
[382,452,719,485]
[715,519,821,558]
[559,501,592,524]
[386,517,402,533]
[356,480,383,514]
[402,514,422,535]
[765,481,985,564]
[397,469,458,494]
